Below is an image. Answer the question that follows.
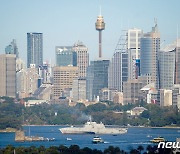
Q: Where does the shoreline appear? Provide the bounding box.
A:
[0,128,17,133]
[22,124,180,129]
[1,125,180,133]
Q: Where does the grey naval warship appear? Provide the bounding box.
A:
[59,119,127,135]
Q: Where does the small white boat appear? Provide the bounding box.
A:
[147,135,151,138]
[67,138,72,141]
[92,136,104,144]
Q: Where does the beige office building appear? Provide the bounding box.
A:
[0,54,16,97]
[53,66,78,99]
[16,64,39,98]
[160,89,172,107]
[123,79,143,104]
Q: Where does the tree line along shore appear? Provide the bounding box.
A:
[0,96,180,130]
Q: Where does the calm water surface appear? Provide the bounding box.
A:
[0,126,179,151]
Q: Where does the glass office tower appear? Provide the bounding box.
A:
[86,60,109,101]
[27,33,43,68]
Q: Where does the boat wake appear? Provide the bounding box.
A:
[131,142,152,145]
[114,140,127,143]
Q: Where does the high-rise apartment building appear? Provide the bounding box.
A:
[0,54,16,97]
[127,28,142,79]
[53,66,78,99]
[86,60,109,101]
[73,41,89,78]
[140,23,160,89]
[5,39,19,58]
[56,46,77,67]
[27,33,43,68]
[108,51,128,92]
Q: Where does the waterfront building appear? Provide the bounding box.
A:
[86,60,109,101]
[27,33,43,68]
[73,41,89,78]
[140,23,160,89]
[108,51,128,92]
[72,78,86,102]
[130,107,147,116]
[56,46,77,67]
[0,54,16,98]
[5,39,19,58]
[53,66,78,100]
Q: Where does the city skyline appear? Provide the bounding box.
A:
[0,0,180,65]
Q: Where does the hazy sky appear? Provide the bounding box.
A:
[0,0,180,65]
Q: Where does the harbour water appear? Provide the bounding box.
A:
[0,126,179,151]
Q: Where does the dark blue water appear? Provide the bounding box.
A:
[0,126,179,151]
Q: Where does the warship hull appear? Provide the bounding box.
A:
[60,121,127,135]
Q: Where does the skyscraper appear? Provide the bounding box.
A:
[27,33,43,68]
[140,23,160,89]
[158,50,175,89]
[174,39,180,84]
[56,46,77,67]
[53,66,78,99]
[0,54,16,97]
[127,28,142,79]
[73,41,89,78]
[72,78,86,102]
[108,51,128,92]
[5,39,19,58]
[86,60,109,101]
